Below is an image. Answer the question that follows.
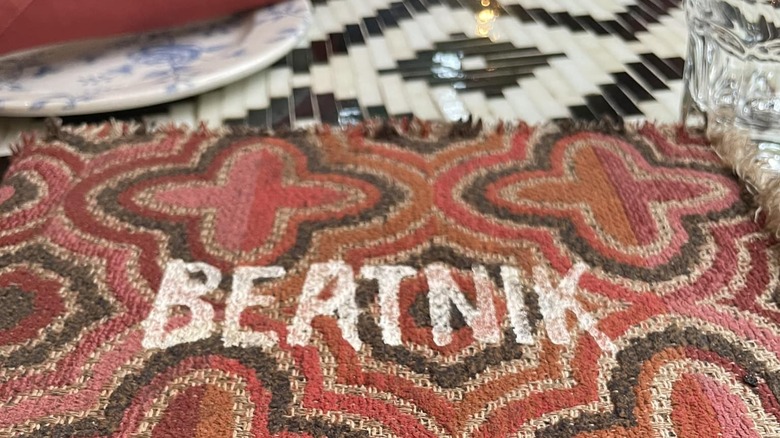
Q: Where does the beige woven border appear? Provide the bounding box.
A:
[709,128,780,237]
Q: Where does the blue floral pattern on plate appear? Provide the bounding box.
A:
[0,0,311,116]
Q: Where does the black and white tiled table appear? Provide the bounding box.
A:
[0,0,687,155]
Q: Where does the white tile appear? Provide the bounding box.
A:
[461,56,487,71]
[305,19,326,42]
[291,74,311,89]
[497,17,534,49]
[313,6,341,33]
[635,31,677,59]
[168,101,197,127]
[366,37,397,70]
[599,35,641,64]
[310,64,334,95]
[548,58,601,96]
[379,74,412,115]
[404,80,441,120]
[528,66,582,107]
[578,32,623,73]
[487,98,520,122]
[197,90,224,128]
[349,46,383,106]
[221,80,248,120]
[503,87,545,124]
[556,0,587,15]
[451,9,478,37]
[655,86,684,121]
[638,100,673,122]
[548,28,611,85]
[431,87,470,121]
[384,28,415,60]
[330,56,357,100]
[416,14,449,43]
[519,78,570,119]
[245,71,270,109]
[268,68,292,99]
[329,0,358,26]
[428,5,460,35]
[460,92,493,122]
[347,0,375,17]
[400,20,433,51]
[523,22,561,54]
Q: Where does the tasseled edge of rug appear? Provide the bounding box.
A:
[709,128,780,237]
[10,115,637,153]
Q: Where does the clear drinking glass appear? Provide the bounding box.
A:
[683,0,780,165]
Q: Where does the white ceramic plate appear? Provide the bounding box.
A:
[0,0,311,116]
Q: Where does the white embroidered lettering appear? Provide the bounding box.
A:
[287,261,363,350]
[361,265,416,346]
[534,263,617,354]
[142,260,221,350]
[500,266,534,345]
[223,266,285,349]
[424,264,500,347]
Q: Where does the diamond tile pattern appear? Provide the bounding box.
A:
[0,0,687,155]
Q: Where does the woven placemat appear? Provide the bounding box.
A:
[0,119,778,437]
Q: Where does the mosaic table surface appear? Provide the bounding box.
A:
[0,0,687,156]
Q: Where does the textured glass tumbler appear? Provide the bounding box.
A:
[683,0,780,151]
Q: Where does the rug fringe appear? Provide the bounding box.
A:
[10,115,658,156]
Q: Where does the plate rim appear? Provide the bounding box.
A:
[0,0,311,117]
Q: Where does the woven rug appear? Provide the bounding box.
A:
[0,119,778,437]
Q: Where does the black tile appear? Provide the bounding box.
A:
[367,105,390,118]
[345,24,365,46]
[316,93,340,124]
[483,86,507,98]
[575,16,610,35]
[0,156,10,180]
[272,55,289,68]
[328,33,348,55]
[612,72,654,101]
[554,12,585,32]
[247,109,269,129]
[378,9,399,28]
[483,53,563,69]
[616,12,647,33]
[311,40,329,64]
[640,53,682,80]
[585,94,621,120]
[527,8,557,26]
[270,97,291,129]
[627,5,658,24]
[602,20,636,40]
[61,102,172,124]
[405,0,428,13]
[600,84,642,115]
[638,0,667,16]
[569,104,599,121]
[224,118,248,127]
[627,62,669,90]
[663,56,686,78]
[505,4,534,22]
[292,88,315,120]
[364,17,383,36]
[390,2,413,20]
[291,48,312,74]
[338,99,364,124]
